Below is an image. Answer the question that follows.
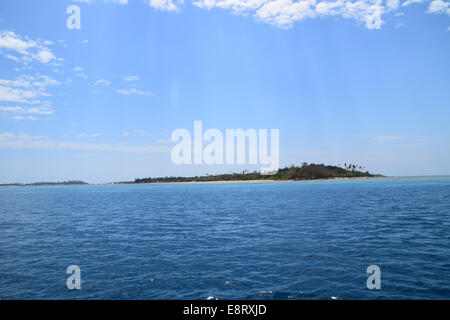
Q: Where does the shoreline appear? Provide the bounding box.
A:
[3,175,450,187]
[110,176,385,186]
[103,175,450,186]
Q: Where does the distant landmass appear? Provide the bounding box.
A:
[128,163,381,184]
[0,164,381,186]
[0,181,88,187]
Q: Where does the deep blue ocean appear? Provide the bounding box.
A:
[0,177,449,300]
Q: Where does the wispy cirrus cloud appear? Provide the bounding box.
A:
[402,0,425,6]
[285,149,335,155]
[105,0,128,3]
[375,135,405,143]
[8,115,39,121]
[117,88,155,95]
[65,132,102,138]
[0,105,54,115]
[0,103,55,121]
[73,66,89,79]
[123,75,140,81]
[0,132,169,153]
[94,79,111,86]
[359,135,406,144]
[122,130,153,137]
[0,75,60,88]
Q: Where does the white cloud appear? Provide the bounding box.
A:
[0,78,31,88]
[10,115,39,121]
[0,132,168,154]
[191,0,390,29]
[134,130,152,137]
[386,0,399,10]
[255,0,316,29]
[193,0,268,13]
[123,130,153,137]
[375,136,405,143]
[35,48,57,64]
[286,149,334,155]
[105,0,128,4]
[5,54,21,62]
[189,0,450,30]
[0,75,60,105]
[0,30,60,64]
[74,0,128,3]
[402,0,424,6]
[117,88,154,95]
[72,132,101,138]
[0,102,55,121]
[0,85,42,104]
[33,75,61,87]
[427,0,450,15]
[94,79,111,86]
[0,105,54,115]
[316,1,345,15]
[359,135,406,144]
[0,30,35,55]
[0,75,60,88]
[149,0,184,12]
[73,67,89,79]
[0,74,59,117]
[123,75,140,81]
[156,138,175,144]
[55,0,450,30]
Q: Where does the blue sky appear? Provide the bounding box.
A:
[0,0,449,183]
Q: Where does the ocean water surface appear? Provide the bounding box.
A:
[0,177,449,299]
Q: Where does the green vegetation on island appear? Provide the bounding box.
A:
[131,163,379,184]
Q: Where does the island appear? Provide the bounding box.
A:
[0,164,381,186]
[126,163,381,184]
[0,181,88,187]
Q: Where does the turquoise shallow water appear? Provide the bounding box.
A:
[0,177,449,299]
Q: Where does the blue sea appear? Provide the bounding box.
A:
[0,177,449,300]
